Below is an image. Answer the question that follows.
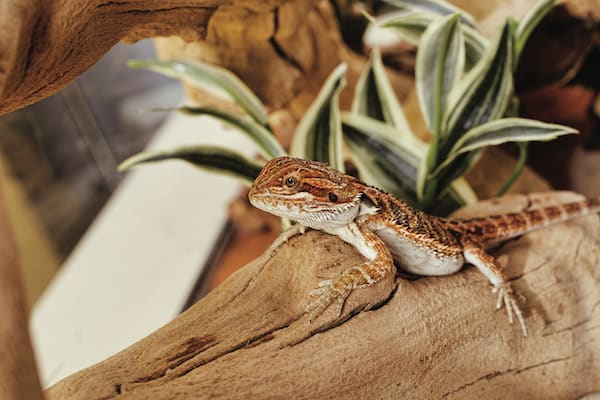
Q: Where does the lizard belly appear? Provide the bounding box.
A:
[374,227,464,276]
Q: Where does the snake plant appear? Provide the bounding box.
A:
[121,0,575,216]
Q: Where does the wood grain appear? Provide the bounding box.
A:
[0,0,224,115]
[0,0,413,118]
[46,192,600,399]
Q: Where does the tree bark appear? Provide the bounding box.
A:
[0,178,44,400]
[46,191,600,399]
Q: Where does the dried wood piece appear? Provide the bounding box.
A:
[47,192,600,399]
[0,0,292,115]
[0,0,413,118]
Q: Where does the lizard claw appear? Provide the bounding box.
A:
[494,284,528,337]
[306,279,350,322]
[268,224,307,252]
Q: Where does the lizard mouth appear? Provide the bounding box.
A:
[248,190,362,227]
[248,191,308,209]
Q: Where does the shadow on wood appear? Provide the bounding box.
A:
[47,192,600,399]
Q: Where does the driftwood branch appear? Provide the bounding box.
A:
[46,192,600,399]
[0,180,44,400]
[0,0,413,119]
[0,0,225,115]
[0,0,317,115]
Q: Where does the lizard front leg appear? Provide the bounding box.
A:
[306,222,394,321]
[461,239,528,336]
[268,223,306,253]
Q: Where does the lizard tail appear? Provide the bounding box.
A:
[457,196,600,244]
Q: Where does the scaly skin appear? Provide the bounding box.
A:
[248,157,600,336]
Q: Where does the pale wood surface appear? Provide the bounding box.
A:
[46,191,600,399]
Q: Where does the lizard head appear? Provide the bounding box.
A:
[249,156,362,228]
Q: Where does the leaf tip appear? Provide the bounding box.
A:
[127,59,145,69]
[117,159,135,172]
[361,9,377,25]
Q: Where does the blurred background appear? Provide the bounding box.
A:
[0,40,183,308]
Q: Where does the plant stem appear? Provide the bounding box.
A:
[496,142,528,196]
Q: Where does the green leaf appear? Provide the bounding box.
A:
[381,12,487,68]
[495,142,528,196]
[128,59,268,126]
[433,118,578,174]
[341,113,475,214]
[173,106,286,158]
[416,13,464,136]
[515,0,554,61]
[382,0,476,27]
[419,22,515,202]
[342,112,426,156]
[447,177,477,206]
[414,13,464,201]
[342,114,422,203]
[352,48,412,135]
[290,63,347,171]
[119,145,264,184]
[444,21,515,146]
[380,12,434,45]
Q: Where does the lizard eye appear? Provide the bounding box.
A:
[328,192,338,202]
[284,176,297,187]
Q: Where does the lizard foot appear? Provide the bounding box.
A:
[306,278,351,322]
[268,224,306,253]
[493,284,528,337]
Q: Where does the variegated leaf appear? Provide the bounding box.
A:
[443,21,515,148]
[435,118,577,173]
[352,48,412,135]
[416,13,464,136]
[128,59,268,125]
[415,13,464,201]
[381,12,486,68]
[342,113,475,214]
[432,19,517,196]
[383,0,476,27]
[175,106,286,158]
[515,0,555,61]
[290,63,346,171]
[119,145,264,184]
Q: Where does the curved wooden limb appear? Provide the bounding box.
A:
[0,0,413,121]
[0,0,303,115]
[46,192,600,399]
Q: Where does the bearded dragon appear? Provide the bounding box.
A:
[248,156,600,336]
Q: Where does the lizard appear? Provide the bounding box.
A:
[248,156,600,336]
